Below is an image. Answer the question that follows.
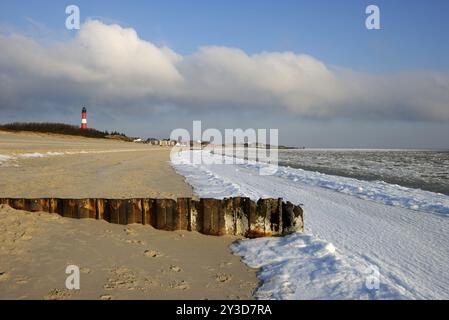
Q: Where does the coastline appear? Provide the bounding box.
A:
[172,149,449,299]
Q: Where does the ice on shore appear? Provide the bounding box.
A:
[171,150,449,299]
[172,150,449,216]
[231,233,404,300]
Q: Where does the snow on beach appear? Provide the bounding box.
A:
[0,149,149,167]
[0,152,64,167]
[0,154,15,165]
[171,150,449,299]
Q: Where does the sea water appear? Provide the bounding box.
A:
[277,149,449,196]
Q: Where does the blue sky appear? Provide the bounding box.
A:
[1,0,449,148]
[1,0,448,72]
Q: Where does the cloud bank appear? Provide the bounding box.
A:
[1,20,448,121]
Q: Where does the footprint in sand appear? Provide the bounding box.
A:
[104,267,142,291]
[143,277,161,288]
[0,272,10,282]
[123,228,136,236]
[20,233,32,241]
[215,273,232,283]
[80,267,91,274]
[219,262,233,268]
[173,234,186,241]
[100,294,112,300]
[144,250,162,258]
[169,280,190,290]
[169,265,182,272]
[15,276,29,284]
[44,288,72,300]
[125,239,145,245]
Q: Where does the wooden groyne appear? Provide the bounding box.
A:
[0,197,304,238]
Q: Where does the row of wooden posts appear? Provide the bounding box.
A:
[0,197,304,238]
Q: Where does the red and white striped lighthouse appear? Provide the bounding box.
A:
[81,107,87,129]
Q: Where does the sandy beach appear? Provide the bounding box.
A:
[0,131,194,199]
[0,131,258,300]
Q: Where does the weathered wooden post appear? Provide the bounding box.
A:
[62,199,78,218]
[233,197,250,237]
[9,198,26,211]
[0,197,304,237]
[155,199,167,230]
[142,198,156,226]
[282,201,304,234]
[96,199,107,221]
[107,199,124,224]
[223,198,236,235]
[271,198,283,236]
[49,198,63,215]
[246,198,266,238]
[25,198,50,213]
[249,199,268,237]
[124,199,143,224]
[201,198,212,235]
[78,199,96,219]
[251,198,283,237]
[188,199,201,232]
[176,198,190,230]
[118,200,128,225]
[201,198,226,236]
[155,199,177,231]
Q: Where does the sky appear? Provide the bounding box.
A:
[0,0,448,148]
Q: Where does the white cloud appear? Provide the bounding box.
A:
[1,20,448,121]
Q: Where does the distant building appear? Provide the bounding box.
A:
[146,138,177,146]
